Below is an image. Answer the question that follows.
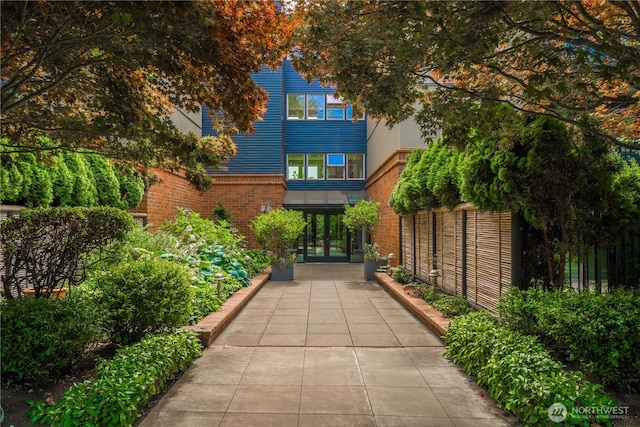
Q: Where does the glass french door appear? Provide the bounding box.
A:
[305,212,349,262]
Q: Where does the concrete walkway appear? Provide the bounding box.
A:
[140,264,519,427]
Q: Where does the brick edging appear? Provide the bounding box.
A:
[374,272,450,337]
[183,267,271,347]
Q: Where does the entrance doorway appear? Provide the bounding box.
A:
[291,208,366,263]
[304,211,349,262]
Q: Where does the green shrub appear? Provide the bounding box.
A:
[0,160,23,203]
[110,226,180,264]
[85,154,124,208]
[0,145,144,208]
[342,200,380,234]
[444,311,498,374]
[445,312,618,426]
[160,207,245,250]
[106,224,254,324]
[28,331,202,427]
[242,249,271,274]
[430,294,471,317]
[12,152,54,207]
[64,152,98,206]
[390,148,427,215]
[94,259,194,344]
[212,201,233,222]
[117,172,145,208]
[1,296,101,385]
[250,208,307,262]
[499,287,640,390]
[49,154,74,206]
[189,277,222,324]
[391,266,414,284]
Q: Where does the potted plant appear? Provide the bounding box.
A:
[249,208,307,281]
[342,200,382,280]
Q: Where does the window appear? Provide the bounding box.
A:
[348,153,365,179]
[326,95,345,120]
[285,153,365,181]
[327,154,345,179]
[306,95,325,119]
[286,93,365,120]
[346,104,365,120]
[306,154,324,179]
[287,154,304,179]
[287,94,305,119]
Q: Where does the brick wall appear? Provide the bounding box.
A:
[130,169,203,229]
[136,157,405,259]
[201,174,287,248]
[366,149,410,267]
[133,170,287,249]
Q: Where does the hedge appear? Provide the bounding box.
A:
[499,287,640,390]
[0,145,143,208]
[445,312,618,426]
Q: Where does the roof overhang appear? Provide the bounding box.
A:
[283,190,368,210]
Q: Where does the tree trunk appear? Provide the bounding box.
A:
[542,229,555,289]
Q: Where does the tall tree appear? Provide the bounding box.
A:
[1,0,293,188]
[292,1,639,148]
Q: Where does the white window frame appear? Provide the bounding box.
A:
[326,95,346,120]
[306,153,325,179]
[287,153,305,180]
[306,94,325,120]
[346,104,365,120]
[347,153,365,180]
[287,94,305,120]
[327,153,346,180]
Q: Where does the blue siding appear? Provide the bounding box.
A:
[282,59,367,191]
[203,66,283,174]
[285,121,366,154]
[283,59,333,93]
[202,59,368,189]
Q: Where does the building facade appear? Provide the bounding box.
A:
[136,59,429,263]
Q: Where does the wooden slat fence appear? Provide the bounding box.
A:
[400,204,512,314]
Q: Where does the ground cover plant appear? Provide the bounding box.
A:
[27,331,202,427]
[391,266,472,318]
[499,287,640,391]
[445,311,618,426]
